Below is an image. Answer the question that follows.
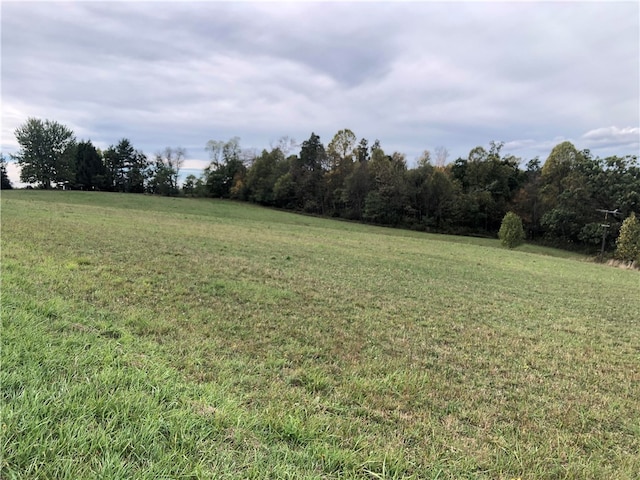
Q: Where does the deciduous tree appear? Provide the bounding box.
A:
[13,118,76,188]
[245,148,289,205]
[615,212,640,263]
[204,138,246,198]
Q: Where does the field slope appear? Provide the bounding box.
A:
[2,191,639,479]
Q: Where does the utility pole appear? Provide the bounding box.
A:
[596,208,620,262]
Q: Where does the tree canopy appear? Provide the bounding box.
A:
[10,118,640,257]
[13,118,76,188]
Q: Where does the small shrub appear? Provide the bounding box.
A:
[498,212,525,249]
[615,212,640,263]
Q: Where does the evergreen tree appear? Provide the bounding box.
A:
[74,140,105,190]
[290,132,327,213]
[102,139,148,192]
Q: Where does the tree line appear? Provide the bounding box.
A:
[6,118,640,257]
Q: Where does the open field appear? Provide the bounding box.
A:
[2,190,639,479]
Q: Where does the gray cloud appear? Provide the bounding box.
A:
[2,0,638,184]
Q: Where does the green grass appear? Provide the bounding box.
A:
[2,190,639,479]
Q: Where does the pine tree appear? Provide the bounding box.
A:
[615,212,640,263]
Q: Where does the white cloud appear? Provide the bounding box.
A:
[5,161,26,189]
[182,159,210,171]
[581,127,640,150]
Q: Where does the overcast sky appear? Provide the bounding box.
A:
[2,1,639,186]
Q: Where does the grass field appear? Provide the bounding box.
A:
[1,190,639,479]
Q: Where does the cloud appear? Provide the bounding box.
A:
[182,158,210,172]
[5,161,26,189]
[581,127,640,151]
[1,1,638,170]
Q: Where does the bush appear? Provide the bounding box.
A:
[615,212,640,263]
[498,211,525,249]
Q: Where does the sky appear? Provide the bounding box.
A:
[2,0,639,187]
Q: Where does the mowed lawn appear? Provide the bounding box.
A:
[1,190,639,479]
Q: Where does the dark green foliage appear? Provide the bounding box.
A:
[103,139,149,193]
[342,160,370,220]
[511,158,543,239]
[74,140,105,190]
[536,144,639,247]
[325,130,357,216]
[273,172,297,209]
[1,154,13,189]
[203,138,247,198]
[290,132,327,213]
[615,212,640,263]
[147,159,176,196]
[182,175,205,197]
[205,157,246,198]
[244,148,289,205]
[147,147,184,196]
[13,118,76,188]
[10,117,639,256]
[364,149,407,225]
[499,211,525,248]
[232,134,638,256]
[450,142,524,233]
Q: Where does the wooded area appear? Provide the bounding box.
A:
[6,118,640,256]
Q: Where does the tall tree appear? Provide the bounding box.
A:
[540,141,581,195]
[126,150,150,193]
[103,139,148,192]
[147,157,175,196]
[244,147,289,205]
[204,137,246,198]
[104,139,131,192]
[539,142,605,244]
[356,138,370,163]
[290,132,327,212]
[364,148,408,225]
[12,118,76,188]
[325,129,357,215]
[327,129,357,170]
[449,142,522,233]
[511,158,543,238]
[160,147,185,193]
[74,140,105,190]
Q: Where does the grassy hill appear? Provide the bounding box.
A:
[2,190,639,479]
